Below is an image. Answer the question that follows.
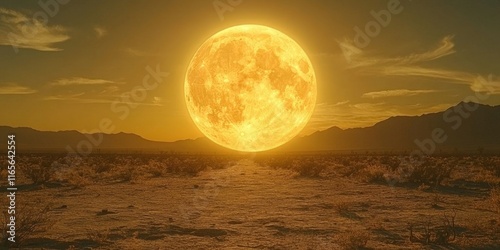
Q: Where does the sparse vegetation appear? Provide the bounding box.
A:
[491,187,500,214]
[408,210,457,245]
[334,202,351,216]
[405,158,454,186]
[257,155,328,178]
[86,228,110,245]
[4,153,500,248]
[19,157,55,185]
[1,201,54,247]
[336,229,369,250]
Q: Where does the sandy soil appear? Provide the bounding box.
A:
[2,158,499,249]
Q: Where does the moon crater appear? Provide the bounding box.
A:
[185,25,317,152]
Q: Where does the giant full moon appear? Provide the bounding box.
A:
[185,25,317,152]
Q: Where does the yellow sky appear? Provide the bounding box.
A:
[0,0,499,142]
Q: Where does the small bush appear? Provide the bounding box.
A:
[480,157,500,177]
[66,171,92,188]
[405,158,453,186]
[336,229,369,249]
[21,162,53,185]
[334,202,351,215]
[409,210,457,245]
[148,160,166,177]
[93,163,113,174]
[1,202,54,247]
[491,187,500,214]
[87,228,110,245]
[114,165,141,182]
[294,158,327,178]
[356,165,387,184]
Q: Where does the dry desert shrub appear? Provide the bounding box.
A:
[92,162,113,174]
[65,170,93,188]
[86,228,110,245]
[294,158,327,178]
[405,158,454,186]
[148,160,166,177]
[111,164,142,183]
[479,156,500,177]
[356,164,387,184]
[1,201,54,247]
[259,155,328,178]
[379,155,401,171]
[162,155,230,176]
[408,210,457,245]
[334,202,351,215]
[335,229,369,250]
[491,187,500,214]
[19,157,55,185]
[339,162,368,178]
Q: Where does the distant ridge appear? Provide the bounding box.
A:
[281,102,500,152]
[0,126,228,153]
[2,102,500,153]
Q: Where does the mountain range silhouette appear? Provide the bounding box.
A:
[2,102,499,153]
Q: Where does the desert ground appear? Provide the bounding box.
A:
[1,153,499,249]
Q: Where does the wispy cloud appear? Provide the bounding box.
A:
[0,8,69,51]
[44,94,162,106]
[94,26,107,38]
[362,89,440,99]
[340,35,456,69]
[471,74,500,94]
[380,66,472,84]
[49,77,117,87]
[0,83,37,94]
[338,35,500,94]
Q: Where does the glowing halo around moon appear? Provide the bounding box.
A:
[184,24,317,152]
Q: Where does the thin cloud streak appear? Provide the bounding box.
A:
[381,66,473,84]
[362,89,440,99]
[338,35,500,93]
[43,94,163,106]
[0,8,69,51]
[0,83,37,94]
[340,35,456,69]
[49,77,118,86]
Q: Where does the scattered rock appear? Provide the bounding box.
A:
[97,209,117,216]
[191,228,228,237]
